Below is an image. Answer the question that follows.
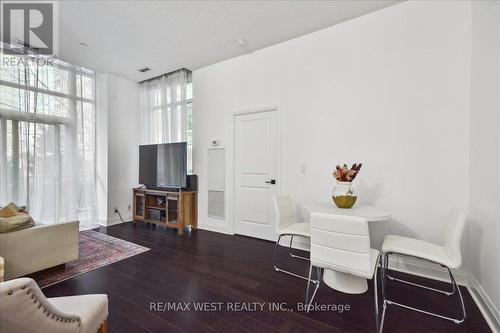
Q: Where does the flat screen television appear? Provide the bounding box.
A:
[139,142,187,188]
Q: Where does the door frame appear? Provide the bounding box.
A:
[228,105,281,237]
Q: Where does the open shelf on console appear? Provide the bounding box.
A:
[133,188,197,235]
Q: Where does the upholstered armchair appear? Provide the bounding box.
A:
[0,278,108,333]
[0,256,4,282]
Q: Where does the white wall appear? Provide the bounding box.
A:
[96,73,109,225]
[96,73,141,225]
[468,0,500,322]
[193,1,471,249]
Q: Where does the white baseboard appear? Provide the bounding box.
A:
[198,217,235,235]
[388,255,499,333]
[100,215,131,226]
[467,274,500,333]
[198,221,233,235]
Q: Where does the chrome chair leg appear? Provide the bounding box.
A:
[384,299,465,324]
[448,267,467,321]
[305,265,321,313]
[374,254,381,333]
[289,235,309,261]
[304,264,313,311]
[386,274,455,295]
[379,252,389,306]
[385,253,455,296]
[274,234,317,281]
[380,252,466,326]
[379,300,388,333]
[379,253,389,333]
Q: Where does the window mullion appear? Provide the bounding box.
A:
[65,69,78,217]
[54,124,61,222]
[11,120,20,202]
[0,79,94,104]
[0,118,7,202]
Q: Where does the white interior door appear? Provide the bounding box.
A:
[234,110,279,241]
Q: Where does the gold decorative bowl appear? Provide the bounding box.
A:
[332,195,357,209]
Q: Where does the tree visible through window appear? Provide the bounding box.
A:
[0,45,97,227]
[140,69,193,173]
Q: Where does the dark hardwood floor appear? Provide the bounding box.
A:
[42,222,491,333]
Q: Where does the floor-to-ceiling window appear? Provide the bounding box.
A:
[0,44,97,228]
[140,69,193,173]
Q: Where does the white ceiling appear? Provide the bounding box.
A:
[58,1,399,82]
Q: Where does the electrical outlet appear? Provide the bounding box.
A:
[128,204,131,211]
[300,164,307,173]
[114,207,118,213]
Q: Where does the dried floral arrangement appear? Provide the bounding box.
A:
[333,163,362,182]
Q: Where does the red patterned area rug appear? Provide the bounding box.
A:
[29,230,149,288]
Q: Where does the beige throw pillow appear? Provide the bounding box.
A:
[0,204,35,233]
[0,202,20,218]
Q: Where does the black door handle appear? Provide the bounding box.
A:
[265,179,276,184]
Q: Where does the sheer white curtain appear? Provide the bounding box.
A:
[0,44,97,228]
[140,69,193,172]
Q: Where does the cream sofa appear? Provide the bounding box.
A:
[0,221,79,280]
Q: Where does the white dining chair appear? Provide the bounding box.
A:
[272,194,314,281]
[305,213,381,331]
[380,208,467,330]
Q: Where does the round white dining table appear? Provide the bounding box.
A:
[302,202,392,294]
